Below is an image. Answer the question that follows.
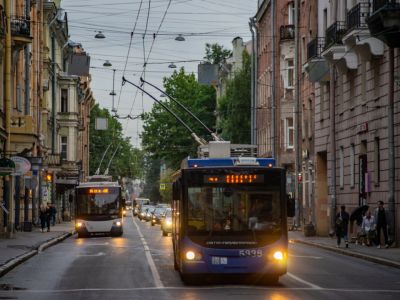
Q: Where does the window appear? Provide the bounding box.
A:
[287,59,294,88]
[285,117,294,150]
[350,144,355,187]
[374,138,380,185]
[339,146,344,188]
[288,2,295,25]
[16,84,22,112]
[61,89,68,113]
[61,136,68,160]
[323,9,328,34]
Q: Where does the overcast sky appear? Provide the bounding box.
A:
[62,0,258,148]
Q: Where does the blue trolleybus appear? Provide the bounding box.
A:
[172,157,294,284]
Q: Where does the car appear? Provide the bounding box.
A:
[151,207,168,226]
[138,205,152,221]
[161,208,172,236]
[144,206,156,222]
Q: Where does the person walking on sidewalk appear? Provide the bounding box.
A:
[335,205,350,248]
[45,203,52,232]
[361,211,375,246]
[39,205,47,232]
[374,201,390,248]
[50,203,57,226]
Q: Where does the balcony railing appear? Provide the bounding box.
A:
[307,37,325,60]
[10,15,30,37]
[373,0,400,12]
[325,21,346,49]
[347,2,371,31]
[280,25,295,41]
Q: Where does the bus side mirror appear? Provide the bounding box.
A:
[287,195,295,217]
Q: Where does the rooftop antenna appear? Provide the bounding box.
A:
[122,76,207,146]
[140,77,223,142]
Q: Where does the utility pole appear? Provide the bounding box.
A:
[249,17,257,146]
[271,0,276,159]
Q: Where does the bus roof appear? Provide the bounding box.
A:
[182,157,276,169]
[76,181,121,189]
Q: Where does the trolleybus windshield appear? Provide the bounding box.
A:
[76,187,121,220]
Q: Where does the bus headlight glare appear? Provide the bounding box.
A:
[166,220,172,226]
[115,221,122,227]
[76,222,83,228]
[273,251,284,261]
[185,251,195,260]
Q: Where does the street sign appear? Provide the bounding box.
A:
[95,118,108,130]
[160,183,166,190]
[0,202,9,214]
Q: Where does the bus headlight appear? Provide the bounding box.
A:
[185,250,202,261]
[76,222,84,228]
[272,250,284,261]
[114,221,122,227]
[166,220,172,226]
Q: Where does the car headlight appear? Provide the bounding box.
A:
[185,250,202,261]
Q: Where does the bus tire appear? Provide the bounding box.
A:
[262,275,279,285]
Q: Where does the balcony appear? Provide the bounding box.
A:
[343,2,384,58]
[366,0,400,48]
[280,25,295,41]
[305,38,330,82]
[44,153,61,169]
[10,15,32,45]
[10,115,35,135]
[323,21,357,72]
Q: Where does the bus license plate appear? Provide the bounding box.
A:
[212,256,228,265]
[239,249,263,257]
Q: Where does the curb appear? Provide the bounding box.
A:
[292,239,400,269]
[0,230,75,277]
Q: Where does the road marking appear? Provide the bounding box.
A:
[286,272,323,290]
[289,254,323,259]
[78,252,105,257]
[132,216,164,288]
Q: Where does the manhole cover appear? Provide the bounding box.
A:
[0,284,27,291]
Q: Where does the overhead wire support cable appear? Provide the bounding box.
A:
[140,77,223,142]
[122,76,206,146]
[104,144,121,176]
[95,142,113,175]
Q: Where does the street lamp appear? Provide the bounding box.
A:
[168,63,177,69]
[95,31,106,39]
[175,34,185,41]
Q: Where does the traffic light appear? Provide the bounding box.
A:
[297,173,302,182]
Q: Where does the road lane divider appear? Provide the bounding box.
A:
[131,215,164,288]
[286,272,323,290]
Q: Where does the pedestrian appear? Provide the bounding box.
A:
[335,205,350,248]
[374,201,390,248]
[39,205,47,232]
[360,211,375,246]
[50,203,57,226]
[45,203,51,232]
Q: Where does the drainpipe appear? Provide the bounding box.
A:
[51,32,56,154]
[249,17,256,145]
[25,0,30,115]
[271,0,276,159]
[388,47,396,246]
[4,0,14,237]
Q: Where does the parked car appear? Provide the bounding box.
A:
[161,208,172,236]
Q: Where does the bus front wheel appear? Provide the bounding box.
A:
[261,275,279,285]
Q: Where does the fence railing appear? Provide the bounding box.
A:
[347,2,371,31]
[280,25,295,41]
[10,15,30,37]
[325,21,346,49]
[307,37,325,60]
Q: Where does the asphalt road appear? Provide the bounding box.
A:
[1,213,399,300]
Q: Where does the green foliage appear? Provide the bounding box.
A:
[159,168,175,204]
[217,50,251,143]
[141,156,161,202]
[141,68,216,169]
[204,43,232,64]
[89,103,144,179]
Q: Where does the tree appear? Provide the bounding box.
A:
[204,43,232,64]
[141,68,216,169]
[217,50,251,143]
[89,104,144,179]
[159,168,175,204]
[141,156,161,202]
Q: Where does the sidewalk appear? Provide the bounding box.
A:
[0,222,75,277]
[289,230,400,269]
